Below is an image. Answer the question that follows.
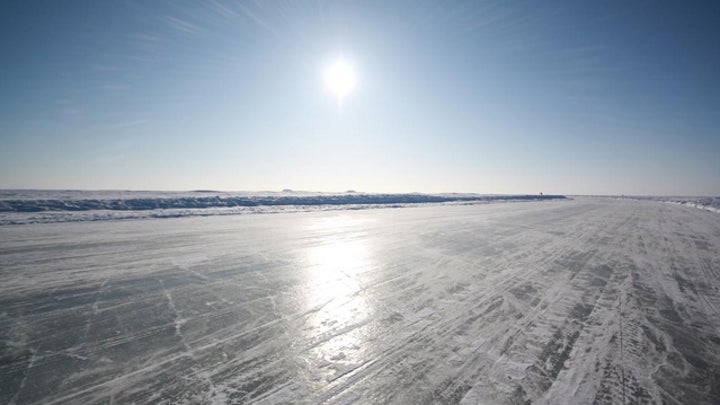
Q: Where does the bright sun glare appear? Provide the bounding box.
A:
[324,58,357,104]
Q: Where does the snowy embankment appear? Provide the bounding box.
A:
[655,196,719,213]
[619,195,720,214]
[0,190,566,225]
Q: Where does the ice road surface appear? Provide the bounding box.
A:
[1,198,719,404]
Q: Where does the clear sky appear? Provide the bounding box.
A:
[1,1,719,195]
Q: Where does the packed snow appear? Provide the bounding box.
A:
[1,197,719,404]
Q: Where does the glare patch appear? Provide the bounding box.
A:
[324,58,357,104]
[306,240,368,301]
[300,222,373,383]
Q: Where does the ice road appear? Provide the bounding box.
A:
[1,198,719,404]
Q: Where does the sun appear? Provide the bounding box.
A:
[324,58,357,104]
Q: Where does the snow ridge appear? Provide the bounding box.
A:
[0,192,565,213]
[0,191,566,225]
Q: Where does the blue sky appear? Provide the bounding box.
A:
[1,1,719,195]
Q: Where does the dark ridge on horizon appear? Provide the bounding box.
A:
[0,193,567,213]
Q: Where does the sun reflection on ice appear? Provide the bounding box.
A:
[300,216,374,383]
[306,239,368,303]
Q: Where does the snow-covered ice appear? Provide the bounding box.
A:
[1,197,719,404]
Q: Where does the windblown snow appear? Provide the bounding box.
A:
[1,197,719,404]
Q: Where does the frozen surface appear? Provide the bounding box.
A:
[1,198,720,404]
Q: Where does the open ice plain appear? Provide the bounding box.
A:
[1,198,719,404]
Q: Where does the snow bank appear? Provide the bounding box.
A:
[0,190,567,225]
[617,195,720,214]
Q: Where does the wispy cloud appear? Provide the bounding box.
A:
[165,16,200,34]
[236,1,280,39]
